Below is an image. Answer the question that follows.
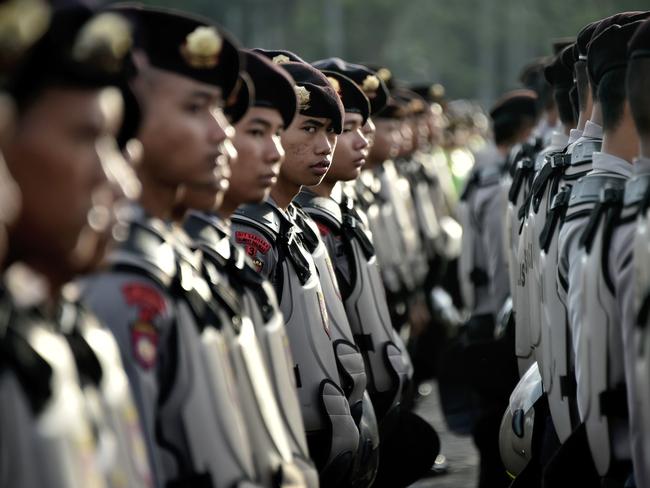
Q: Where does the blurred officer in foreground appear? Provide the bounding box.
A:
[2,3,153,486]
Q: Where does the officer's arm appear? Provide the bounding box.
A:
[79,273,172,478]
[231,222,278,280]
[480,189,510,313]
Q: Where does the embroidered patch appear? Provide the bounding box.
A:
[315,221,331,237]
[235,231,271,254]
[122,283,166,321]
[131,321,158,370]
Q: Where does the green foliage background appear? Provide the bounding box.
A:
[121,0,646,105]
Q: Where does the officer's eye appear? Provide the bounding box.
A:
[326,126,336,134]
[303,126,317,134]
[247,128,265,137]
[185,102,203,114]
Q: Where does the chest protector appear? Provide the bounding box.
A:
[109,219,258,487]
[458,164,503,314]
[0,292,107,488]
[536,140,600,443]
[58,299,153,487]
[574,175,628,475]
[233,204,359,486]
[184,212,317,488]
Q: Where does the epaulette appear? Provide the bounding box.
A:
[232,202,284,242]
[294,191,343,230]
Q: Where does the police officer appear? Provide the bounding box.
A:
[230,56,361,487]
[569,20,645,487]
[2,3,153,486]
[458,89,538,488]
[627,18,650,488]
[183,48,320,487]
[80,6,268,487]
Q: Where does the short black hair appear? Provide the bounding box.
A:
[493,115,535,146]
[597,67,627,132]
[554,86,576,128]
[627,57,650,140]
[574,60,590,112]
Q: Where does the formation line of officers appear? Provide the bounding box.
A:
[0,0,476,487]
[455,9,650,488]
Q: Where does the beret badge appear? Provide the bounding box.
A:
[295,85,311,110]
[0,0,50,66]
[376,68,391,82]
[180,26,222,69]
[73,13,133,73]
[361,74,379,98]
[327,76,341,94]
[272,54,291,65]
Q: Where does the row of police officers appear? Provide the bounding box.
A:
[457,9,650,488]
[0,0,466,487]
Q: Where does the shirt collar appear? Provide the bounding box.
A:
[568,128,583,145]
[582,120,603,140]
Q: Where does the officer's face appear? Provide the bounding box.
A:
[326,113,368,183]
[227,107,284,205]
[368,118,400,164]
[397,119,414,157]
[136,69,236,212]
[280,114,337,187]
[4,87,107,280]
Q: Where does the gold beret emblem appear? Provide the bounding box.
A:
[376,68,391,82]
[272,54,291,65]
[73,13,133,73]
[362,75,379,92]
[0,0,50,69]
[327,76,341,94]
[180,26,222,69]
[295,85,311,110]
[430,83,445,99]
[408,99,425,113]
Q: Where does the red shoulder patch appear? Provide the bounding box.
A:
[315,221,331,237]
[122,283,166,321]
[235,231,271,255]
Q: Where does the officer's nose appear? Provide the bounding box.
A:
[210,107,233,146]
[355,129,370,151]
[268,134,284,165]
[315,131,334,157]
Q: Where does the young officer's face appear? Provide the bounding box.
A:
[368,118,400,163]
[326,113,368,183]
[4,87,108,279]
[280,113,337,187]
[361,117,376,150]
[136,69,235,212]
[227,107,284,205]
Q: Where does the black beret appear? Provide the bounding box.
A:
[392,88,428,116]
[112,3,241,101]
[319,70,369,125]
[276,61,344,134]
[252,48,306,65]
[116,82,142,150]
[489,89,538,123]
[590,11,649,43]
[223,73,252,125]
[8,5,135,105]
[552,37,575,55]
[312,57,388,115]
[374,97,406,119]
[575,20,601,61]
[544,46,574,88]
[588,21,645,85]
[410,83,446,104]
[233,50,297,128]
[629,17,650,59]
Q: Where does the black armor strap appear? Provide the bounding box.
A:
[508,156,535,204]
[560,373,577,399]
[599,385,628,419]
[539,186,572,253]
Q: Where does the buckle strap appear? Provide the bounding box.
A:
[540,187,572,252]
[578,187,624,254]
[560,373,577,399]
[599,385,628,419]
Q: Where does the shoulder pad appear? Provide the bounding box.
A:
[568,174,626,208]
[233,202,283,241]
[108,220,176,287]
[291,205,321,253]
[295,192,343,229]
[624,174,650,209]
[570,139,601,165]
[183,211,226,248]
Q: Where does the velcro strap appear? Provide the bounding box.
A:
[354,334,375,352]
[508,157,535,204]
[578,188,624,253]
[599,386,628,418]
[469,268,489,286]
[551,153,572,169]
[539,187,572,252]
[560,374,577,398]
[342,215,375,259]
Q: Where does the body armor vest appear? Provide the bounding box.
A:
[184,211,318,488]
[107,218,258,487]
[575,175,630,475]
[537,139,600,443]
[0,287,107,488]
[232,203,359,486]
